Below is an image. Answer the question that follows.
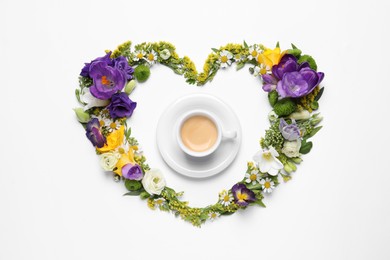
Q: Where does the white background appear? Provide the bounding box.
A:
[1,0,390,259]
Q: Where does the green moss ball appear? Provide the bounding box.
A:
[134,64,151,83]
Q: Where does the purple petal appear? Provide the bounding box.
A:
[279,118,288,132]
[122,163,143,180]
[262,83,275,92]
[262,74,278,84]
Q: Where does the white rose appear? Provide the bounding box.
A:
[159,49,171,60]
[282,140,301,158]
[142,168,166,195]
[289,110,310,120]
[99,151,121,171]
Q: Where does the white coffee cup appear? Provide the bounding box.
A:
[176,110,237,157]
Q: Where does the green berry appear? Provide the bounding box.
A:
[273,98,296,116]
[134,64,151,83]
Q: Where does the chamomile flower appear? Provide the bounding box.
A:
[245,169,261,185]
[208,212,220,221]
[219,50,233,68]
[234,53,244,62]
[106,120,121,133]
[258,63,270,75]
[154,198,166,208]
[133,50,146,61]
[219,189,233,206]
[248,45,260,60]
[145,50,158,65]
[260,178,275,193]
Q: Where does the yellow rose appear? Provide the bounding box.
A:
[96,126,125,153]
[114,149,136,176]
[257,47,285,67]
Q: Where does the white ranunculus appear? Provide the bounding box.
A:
[282,140,302,158]
[81,88,110,111]
[142,168,166,195]
[99,151,121,171]
[159,49,171,60]
[289,110,310,120]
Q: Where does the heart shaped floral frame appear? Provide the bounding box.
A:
[74,41,325,226]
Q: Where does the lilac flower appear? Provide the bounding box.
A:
[231,183,256,207]
[122,163,143,180]
[107,92,137,119]
[279,118,300,141]
[114,56,134,80]
[89,61,126,100]
[80,52,113,77]
[85,118,106,148]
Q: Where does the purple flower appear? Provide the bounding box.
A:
[262,74,278,92]
[114,56,134,80]
[279,118,300,141]
[85,118,106,148]
[89,61,126,100]
[122,163,143,180]
[107,92,137,119]
[272,54,300,80]
[231,183,256,207]
[80,52,113,77]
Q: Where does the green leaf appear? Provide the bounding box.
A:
[123,190,143,196]
[291,43,298,49]
[276,41,280,48]
[236,62,245,71]
[125,179,142,191]
[243,41,249,48]
[300,141,313,154]
[211,48,219,53]
[305,126,322,139]
[255,200,266,207]
[315,87,325,101]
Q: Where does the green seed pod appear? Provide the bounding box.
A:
[273,98,297,116]
[134,64,151,83]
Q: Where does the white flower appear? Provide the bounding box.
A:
[248,45,260,60]
[145,50,158,65]
[282,140,301,158]
[268,111,278,123]
[99,151,121,171]
[159,49,171,60]
[289,110,311,120]
[234,53,244,62]
[219,190,233,206]
[253,147,283,176]
[260,178,275,193]
[81,88,110,111]
[245,170,261,185]
[154,198,166,208]
[253,66,261,77]
[142,168,166,195]
[208,212,220,221]
[133,50,146,61]
[219,50,233,68]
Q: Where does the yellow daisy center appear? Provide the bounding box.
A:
[223,195,230,202]
[99,120,105,126]
[221,55,228,63]
[148,53,155,61]
[262,152,272,161]
[260,68,267,75]
[251,50,258,57]
[156,199,164,205]
[211,213,217,218]
[250,174,257,181]
[237,192,248,201]
[264,182,271,189]
[137,53,144,59]
[110,122,117,129]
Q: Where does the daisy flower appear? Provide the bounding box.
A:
[219,190,233,206]
[245,169,261,185]
[253,147,283,176]
[133,50,146,61]
[145,50,158,65]
[208,212,220,221]
[248,45,260,60]
[260,178,275,193]
[154,198,166,208]
[219,50,233,68]
[234,53,244,62]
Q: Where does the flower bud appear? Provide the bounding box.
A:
[287,161,297,171]
[289,110,310,120]
[284,164,293,173]
[291,157,303,164]
[159,49,171,60]
[73,107,90,123]
[125,80,136,95]
[268,111,278,123]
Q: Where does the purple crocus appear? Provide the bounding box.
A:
[89,61,126,100]
[271,55,324,98]
[107,92,137,119]
[122,163,143,180]
[114,56,134,80]
[279,118,300,141]
[80,52,113,77]
[85,118,106,148]
[231,183,256,207]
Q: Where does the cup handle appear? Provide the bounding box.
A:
[222,130,237,139]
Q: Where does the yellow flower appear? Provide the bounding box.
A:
[257,47,285,67]
[114,149,136,176]
[96,126,125,153]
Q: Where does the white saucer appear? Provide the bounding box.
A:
[156,94,242,178]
